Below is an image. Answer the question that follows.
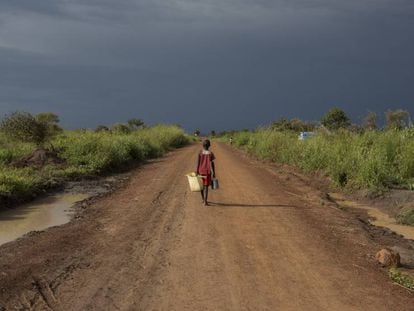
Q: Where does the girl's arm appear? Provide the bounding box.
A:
[211,161,216,178]
[196,153,200,175]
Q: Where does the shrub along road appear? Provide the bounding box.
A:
[0,143,413,310]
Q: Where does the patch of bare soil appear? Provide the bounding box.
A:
[0,143,413,310]
[12,149,65,168]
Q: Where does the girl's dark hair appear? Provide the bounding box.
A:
[202,139,211,149]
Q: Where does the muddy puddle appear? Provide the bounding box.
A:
[330,193,414,240]
[0,193,89,246]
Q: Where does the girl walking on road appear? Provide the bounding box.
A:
[196,139,216,206]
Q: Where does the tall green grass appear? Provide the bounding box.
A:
[54,125,188,174]
[0,132,36,165]
[0,125,189,205]
[227,128,414,189]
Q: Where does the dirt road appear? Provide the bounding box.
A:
[1,143,413,310]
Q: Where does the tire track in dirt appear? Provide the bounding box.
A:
[54,147,193,310]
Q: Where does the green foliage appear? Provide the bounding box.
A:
[36,112,59,124]
[227,128,414,189]
[111,123,131,134]
[127,118,145,130]
[389,268,414,290]
[54,125,188,173]
[0,165,44,199]
[0,132,36,165]
[0,125,189,205]
[271,118,316,132]
[36,112,63,138]
[321,107,351,130]
[95,125,110,132]
[396,208,414,226]
[0,111,49,146]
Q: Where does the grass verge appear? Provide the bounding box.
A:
[0,125,190,207]
[224,128,414,190]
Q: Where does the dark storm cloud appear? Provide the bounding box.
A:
[0,1,64,17]
[0,0,413,131]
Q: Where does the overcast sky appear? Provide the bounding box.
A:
[0,0,413,131]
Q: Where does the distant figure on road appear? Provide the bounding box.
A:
[196,139,216,206]
[229,137,233,145]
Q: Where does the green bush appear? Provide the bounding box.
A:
[0,111,51,146]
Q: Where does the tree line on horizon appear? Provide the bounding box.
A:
[208,107,412,137]
[0,111,146,148]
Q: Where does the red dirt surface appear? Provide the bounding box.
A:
[0,143,413,310]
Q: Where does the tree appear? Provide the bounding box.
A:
[36,112,59,124]
[95,125,110,132]
[321,107,351,130]
[271,118,316,132]
[0,111,48,146]
[289,119,309,132]
[36,112,63,136]
[127,118,145,130]
[194,129,201,137]
[210,130,216,137]
[363,111,377,130]
[112,123,131,134]
[271,118,291,131]
[385,109,410,130]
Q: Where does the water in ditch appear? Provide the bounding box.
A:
[330,193,414,240]
[0,193,88,246]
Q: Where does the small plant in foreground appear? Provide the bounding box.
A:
[389,267,414,290]
[396,207,414,226]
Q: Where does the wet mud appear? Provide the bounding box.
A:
[330,193,414,240]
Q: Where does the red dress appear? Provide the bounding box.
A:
[197,150,215,186]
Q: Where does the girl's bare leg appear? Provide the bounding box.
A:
[200,189,205,203]
[204,186,209,206]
